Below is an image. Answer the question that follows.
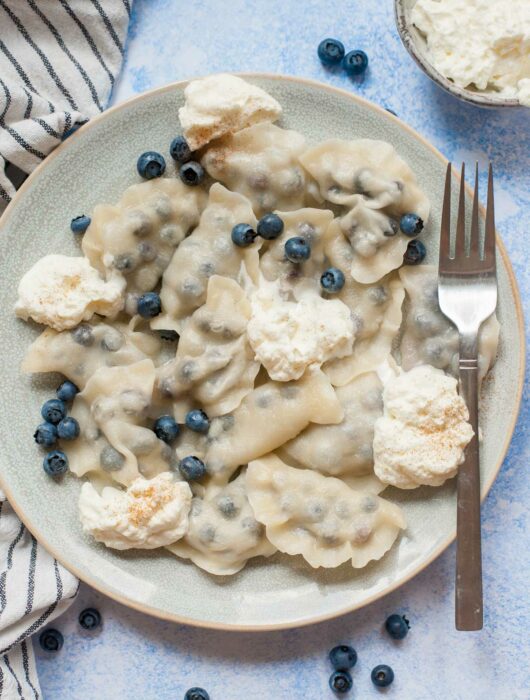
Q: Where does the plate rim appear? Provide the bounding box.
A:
[0,73,525,632]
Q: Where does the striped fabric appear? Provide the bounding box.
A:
[0,2,132,696]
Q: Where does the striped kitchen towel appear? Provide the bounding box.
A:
[0,1,132,697]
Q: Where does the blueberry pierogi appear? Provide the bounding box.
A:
[16,75,496,576]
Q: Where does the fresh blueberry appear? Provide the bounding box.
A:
[71,324,94,347]
[39,628,64,652]
[179,456,207,481]
[371,664,394,688]
[231,223,257,247]
[43,450,69,477]
[185,409,210,434]
[342,49,369,76]
[57,417,80,441]
[70,215,91,235]
[179,161,205,186]
[400,213,424,236]
[154,415,180,444]
[385,613,410,640]
[137,151,166,180]
[79,607,101,630]
[34,422,57,447]
[41,399,67,425]
[404,239,426,265]
[137,292,162,318]
[320,267,345,293]
[317,38,345,66]
[56,380,79,402]
[184,689,210,700]
[257,213,284,240]
[285,236,311,263]
[169,135,192,163]
[329,645,357,670]
[329,670,353,694]
[99,446,125,471]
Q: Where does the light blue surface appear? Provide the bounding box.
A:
[36,1,530,698]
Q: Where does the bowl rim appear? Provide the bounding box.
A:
[394,0,522,108]
[0,73,525,632]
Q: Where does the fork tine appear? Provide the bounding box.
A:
[439,162,452,266]
[484,163,496,268]
[470,162,480,260]
[455,163,466,258]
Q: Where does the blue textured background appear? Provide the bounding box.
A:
[36,1,530,698]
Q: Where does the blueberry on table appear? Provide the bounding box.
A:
[257,212,284,240]
[137,292,162,318]
[39,628,64,652]
[179,455,207,481]
[320,267,345,293]
[154,415,180,444]
[43,450,69,477]
[329,670,353,694]
[385,613,410,640]
[231,223,257,247]
[329,644,357,670]
[79,607,101,630]
[70,214,91,235]
[57,417,80,441]
[34,422,57,447]
[170,135,192,163]
[184,688,210,700]
[285,236,311,263]
[137,151,166,179]
[343,49,369,76]
[371,664,394,688]
[56,380,79,402]
[404,239,426,265]
[185,409,210,434]
[179,161,205,186]
[400,212,424,236]
[41,399,66,425]
[317,38,345,66]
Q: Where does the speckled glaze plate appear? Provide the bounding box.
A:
[0,75,524,631]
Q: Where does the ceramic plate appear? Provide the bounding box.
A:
[0,75,524,630]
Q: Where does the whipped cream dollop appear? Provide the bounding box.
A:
[412,0,530,107]
[373,365,474,489]
[15,255,125,331]
[247,280,355,382]
[78,472,192,550]
[178,73,282,150]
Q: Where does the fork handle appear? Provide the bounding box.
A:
[456,344,483,631]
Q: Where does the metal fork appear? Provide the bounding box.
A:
[438,162,497,631]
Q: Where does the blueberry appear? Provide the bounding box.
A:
[56,380,79,402]
[34,422,57,447]
[100,445,125,471]
[179,161,205,186]
[169,135,192,163]
[184,689,210,700]
[57,417,80,441]
[371,664,394,688]
[320,267,345,293]
[342,49,369,76]
[79,607,101,630]
[41,399,67,425]
[179,455,207,481]
[231,223,257,247]
[285,236,311,263]
[400,213,424,236]
[137,151,166,180]
[385,613,410,639]
[43,450,69,477]
[404,239,426,265]
[257,213,284,240]
[329,645,357,670]
[137,292,162,318]
[153,415,180,444]
[185,409,210,434]
[39,628,64,652]
[71,324,94,347]
[70,215,91,235]
[329,670,353,694]
[317,38,345,66]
